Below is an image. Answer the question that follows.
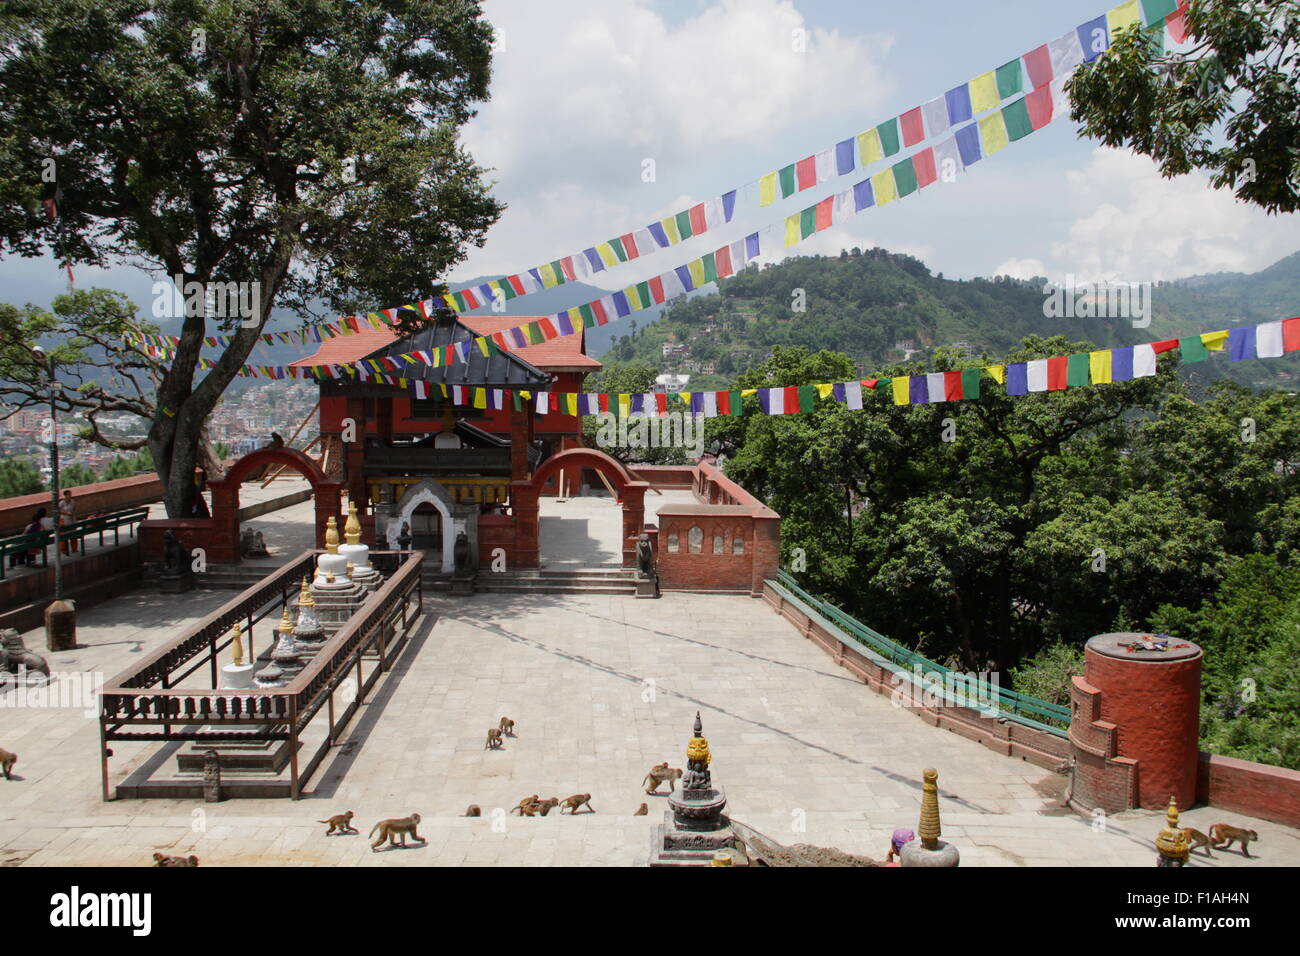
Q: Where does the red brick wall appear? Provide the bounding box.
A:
[0,543,142,630]
[477,513,515,569]
[656,514,754,592]
[1197,753,1300,828]
[0,475,160,535]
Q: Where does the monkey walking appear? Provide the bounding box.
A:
[643,765,683,794]
[317,811,358,835]
[1209,824,1258,857]
[0,749,15,780]
[633,803,648,816]
[369,814,426,851]
[1181,827,1213,856]
[533,797,560,816]
[559,793,594,814]
[485,727,504,750]
[464,805,482,817]
[152,853,199,867]
[499,717,516,737]
[511,794,540,816]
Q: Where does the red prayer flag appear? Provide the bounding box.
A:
[862,379,879,389]
[507,275,526,295]
[655,393,668,414]
[913,147,938,188]
[815,197,834,231]
[598,393,609,413]
[900,107,925,147]
[560,257,578,280]
[689,204,707,235]
[1047,356,1068,390]
[783,386,800,412]
[1026,86,1054,130]
[796,156,817,190]
[1151,338,1180,354]
[716,391,731,415]
[1023,44,1052,89]
[649,276,666,303]
[943,370,964,401]
[619,234,639,259]
[1166,5,1189,44]
[1283,317,1300,352]
[715,245,734,278]
[592,300,609,324]
[538,317,558,339]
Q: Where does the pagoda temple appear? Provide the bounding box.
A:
[289,309,602,572]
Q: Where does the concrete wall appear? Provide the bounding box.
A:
[0,543,143,632]
[1196,753,1300,828]
[0,475,160,535]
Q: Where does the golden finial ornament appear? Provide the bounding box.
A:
[325,570,335,584]
[1155,795,1190,864]
[346,561,355,580]
[325,515,340,554]
[918,768,942,850]
[709,851,734,866]
[345,500,362,546]
[278,604,294,635]
[687,733,711,766]
[299,576,315,608]
[230,622,244,667]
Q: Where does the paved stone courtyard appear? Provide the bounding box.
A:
[3,563,1297,866]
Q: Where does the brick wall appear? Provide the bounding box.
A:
[1196,753,1300,828]
[0,543,143,631]
[0,475,161,535]
[477,512,515,569]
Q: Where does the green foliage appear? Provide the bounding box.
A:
[101,449,153,481]
[57,463,99,489]
[1067,0,1300,213]
[1008,643,1085,707]
[0,459,44,498]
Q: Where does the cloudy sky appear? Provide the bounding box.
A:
[4,0,1297,317]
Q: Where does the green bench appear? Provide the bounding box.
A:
[1,506,150,580]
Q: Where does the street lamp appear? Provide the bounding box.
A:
[31,345,76,651]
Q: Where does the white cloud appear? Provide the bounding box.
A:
[1048,147,1299,283]
[993,257,1047,279]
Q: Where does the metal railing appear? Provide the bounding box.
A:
[772,570,1070,737]
[0,506,150,579]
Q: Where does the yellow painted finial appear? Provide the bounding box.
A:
[299,576,315,608]
[325,515,340,554]
[278,604,294,635]
[1155,795,1190,862]
[231,622,244,667]
[346,561,355,579]
[345,500,362,546]
[687,733,711,766]
[918,768,941,850]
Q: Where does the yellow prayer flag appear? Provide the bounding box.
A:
[740,389,757,397]
[892,376,910,405]
[472,388,488,409]
[784,214,800,247]
[985,365,1005,384]
[1107,0,1141,39]
[1201,330,1229,351]
[1090,350,1113,384]
[687,259,706,287]
[979,112,1009,155]
[539,263,559,288]
[597,243,619,267]
[872,168,898,206]
[759,173,778,207]
[367,312,384,329]
[857,128,884,166]
[660,216,682,245]
[816,383,834,399]
[623,286,642,310]
[567,306,584,326]
[442,294,458,311]
[969,72,1000,113]
[475,337,490,357]
[617,394,631,417]
[565,393,579,416]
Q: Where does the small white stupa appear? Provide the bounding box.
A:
[310,514,365,636]
[338,500,382,593]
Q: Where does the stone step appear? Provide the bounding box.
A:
[475,582,636,594]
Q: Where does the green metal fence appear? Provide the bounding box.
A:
[772,570,1070,737]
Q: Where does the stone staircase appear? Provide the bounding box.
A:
[469,566,637,595]
[192,563,281,590]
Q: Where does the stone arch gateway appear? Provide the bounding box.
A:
[384,478,460,570]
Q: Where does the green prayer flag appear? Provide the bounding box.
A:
[778,164,797,198]
[549,258,569,278]
[1143,0,1178,26]
[892,157,919,197]
[1067,353,1091,386]
[1002,98,1033,141]
[500,281,518,300]
[876,118,900,157]
[675,211,693,240]
[636,281,652,307]
[511,390,522,412]
[526,321,543,345]
[798,385,816,412]
[728,390,743,416]
[961,368,981,400]
[1180,335,1209,363]
[701,253,718,284]
[800,207,817,239]
[995,59,1023,98]
[579,304,596,328]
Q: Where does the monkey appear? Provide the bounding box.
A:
[317,811,357,835]
[0,749,15,780]
[643,765,683,794]
[499,717,516,737]
[464,805,482,817]
[369,813,425,851]
[152,853,199,867]
[559,793,594,814]
[533,797,561,817]
[1181,827,1214,856]
[485,727,504,750]
[1209,823,1259,857]
[633,803,648,816]
[511,794,540,816]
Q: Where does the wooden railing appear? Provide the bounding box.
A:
[99,549,424,800]
[0,507,151,580]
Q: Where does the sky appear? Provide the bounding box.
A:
[3,0,1297,320]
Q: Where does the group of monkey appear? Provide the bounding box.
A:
[1181,823,1260,857]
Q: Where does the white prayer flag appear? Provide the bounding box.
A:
[661,270,686,299]
[845,381,863,410]
[766,387,785,415]
[815,149,835,183]
[932,135,964,183]
[1257,321,1284,358]
[921,96,950,138]
[535,391,549,414]
[927,372,946,403]
[703,199,726,231]
[1133,343,1158,377]
[1026,359,1049,392]
[1049,30,1085,76]
[633,227,657,256]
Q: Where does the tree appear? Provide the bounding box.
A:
[58,463,99,489]
[0,0,503,516]
[1067,0,1300,213]
[0,460,44,498]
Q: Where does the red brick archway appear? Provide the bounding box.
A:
[511,448,649,569]
[203,447,345,563]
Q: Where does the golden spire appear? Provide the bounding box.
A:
[299,576,315,608]
[325,515,340,554]
[278,604,294,635]
[346,561,355,579]
[325,570,335,584]
[686,710,711,766]
[230,622,244,667]
[344,500,362,546]
[918,768,942,850]
[1155,795,1190,862]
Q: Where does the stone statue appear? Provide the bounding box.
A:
[203,749,222,803]
[239,528,270,558]
[0,629,50,681]
[453,531,472,576]
[636,533,655,579]
[397,522,412,552]
[162,530,184,575]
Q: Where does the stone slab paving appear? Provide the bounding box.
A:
[538,490,697,566]
[2,577,1296,867]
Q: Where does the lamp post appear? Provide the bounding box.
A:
[32,346,76,651]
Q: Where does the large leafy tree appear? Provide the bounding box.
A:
[0,0,503,515]
[1068,0,1300,213]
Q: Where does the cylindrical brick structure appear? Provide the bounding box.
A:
[1072,633,1202,812]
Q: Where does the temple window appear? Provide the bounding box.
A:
[688,526,703,553]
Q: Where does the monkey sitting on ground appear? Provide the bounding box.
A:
[1209,824,1259,857]
[511,794,540,816]
[369,814,426,851]
[499,717,516,737]
[152,853,199,867]
[633,803,648,816]
[485,727,504,750]
[532,797,561,817]
[559,793,594,814]
[643,765,683,794]
[464,805,482,817]
[317,811,358,835]
[0,749,15,780]
[1181,827,1214,856]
